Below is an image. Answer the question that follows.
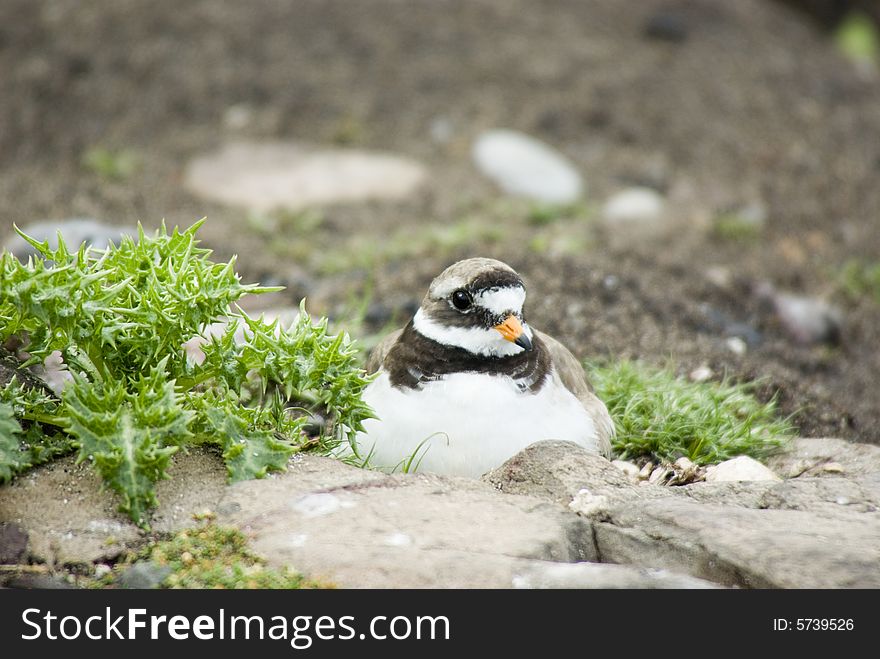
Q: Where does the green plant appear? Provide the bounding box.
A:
[834,11,880,65]
[836,258,880,303]
[147,523,328,589]
[0,221,373,526]
[712,212,763,241]
[82,147,140,181]
[588,360,793,464]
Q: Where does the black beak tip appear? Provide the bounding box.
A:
[514,334,533,351]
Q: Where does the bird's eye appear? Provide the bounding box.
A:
[451,289,472,310]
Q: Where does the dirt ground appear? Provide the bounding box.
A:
[1,0,879,445]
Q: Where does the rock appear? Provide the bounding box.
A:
[568,489,609,516]
[4,573,76,589]
[593,497,880,588]
[689,365,713,383]
[481,441,633,504]
[217,453,596,588]
[5,218,136,259]
[611,460,640,479]
[725,336,747,355]
[638,461,654,480]
[472,130,583,204]
[766,437,880,479]
[0,522,28,563]
[183,141,428,213]
[0,447,228,565]
[511,562,720,589]
[600,187,666,230]
[755,283,843,345]
[705,456,782,482]
[117,562,173,589]
[643,10,689,43]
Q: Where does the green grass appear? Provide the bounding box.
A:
[588,360,794,465]
[834,11,880,65]
[131,523,330,589]
[836,258,880,304]
[712,212,763,242]
[82,147,140,181]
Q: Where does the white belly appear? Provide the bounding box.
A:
[350,371,600,478]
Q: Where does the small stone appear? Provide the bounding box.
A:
[822,462,845,474]
[643,10,688,43]
[674,457,695,471]
[0,522,29,564]
[725,336,747,355]
[601,187,666,228]
[705,266,733,290]
[705,456,782,483]
[689,365,713,383]
[472,130,584,205]
[94,564,112,578]
[611,460,640,478]
[638,461,655,480]
[771,293,843,346]
[117,561,173,589]
[649,466,671,484]
[836,497,850,506]
[569,489,609,516]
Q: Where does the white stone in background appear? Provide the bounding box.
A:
[689,365,713,383]
[472,130,584,204]
[600,187,666,228]
[705,456,782,482]
[183,141,428,212]
[5,218,136,258]
[725,336,747,355]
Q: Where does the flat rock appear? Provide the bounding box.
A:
[593,498,880,588]
[766,437,880,479]
[601,187,667,228]
[0,447,228,565]
[217,454,596,588]
[704,455,782,482]
[183,141,428,212]
[472,130,583,204]
[0,522,28,563]
[511,561,719,589]
[5,218,136,258]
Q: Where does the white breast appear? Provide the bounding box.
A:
[348,370,601,477]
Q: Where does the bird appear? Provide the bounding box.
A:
[350,257,614,477]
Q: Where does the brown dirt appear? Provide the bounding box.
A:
[1,0,879,444]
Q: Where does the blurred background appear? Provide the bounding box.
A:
[2,0,879,445]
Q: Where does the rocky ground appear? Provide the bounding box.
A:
[2,0,880,587]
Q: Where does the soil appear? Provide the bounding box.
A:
[1,0,879,445]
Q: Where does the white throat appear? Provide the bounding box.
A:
[412,308,533,357]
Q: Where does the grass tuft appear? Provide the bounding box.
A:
[146,523,330,589]
[588,360,794,465]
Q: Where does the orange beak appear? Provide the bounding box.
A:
[494,315,533,351]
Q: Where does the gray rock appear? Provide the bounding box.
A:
[755,283,843,346]
[0,522,28,563]
[472,130,583,204]
[704,456,782,482]
[5,218,135,259]
[4,573,76,589]
[481,440,633,504]
[766,437,880,479]
[117,561,172,589]
[217,454,596,588]
[512,562,720,589]
[183,141,428,212]
[593,498,880,588]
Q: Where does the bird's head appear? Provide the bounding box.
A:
[412,258,534,357]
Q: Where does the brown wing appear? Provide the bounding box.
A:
[535,330,615,458]
[365,328,404,375]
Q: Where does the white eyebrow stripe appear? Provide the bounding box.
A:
[476,286,526,316]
